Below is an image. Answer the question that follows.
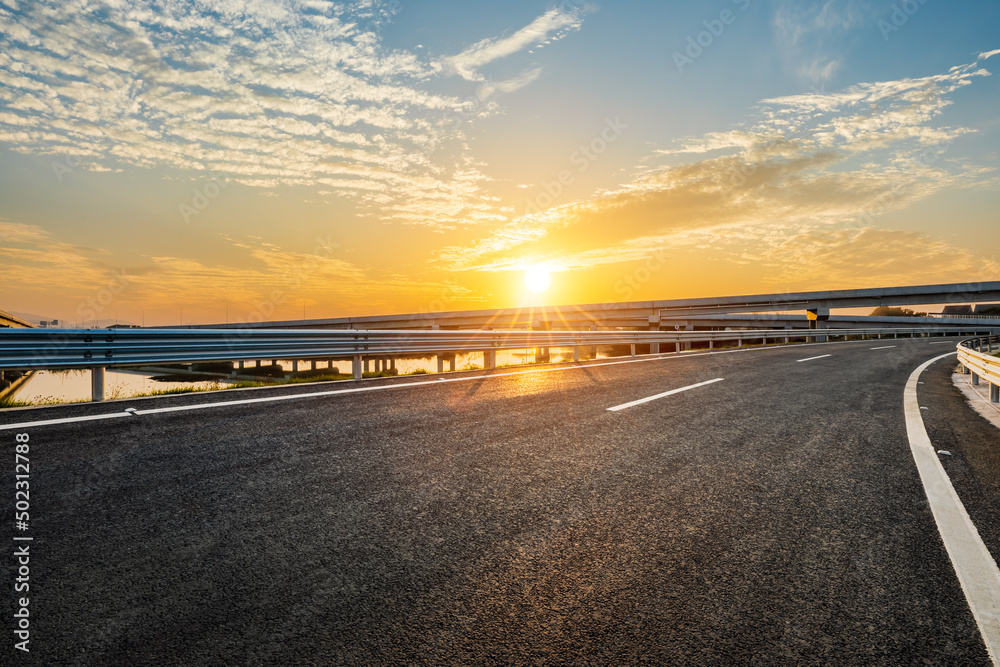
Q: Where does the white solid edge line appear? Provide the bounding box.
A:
[796,354,832,362]
[0,350,743,430]
[0,336,940,431]
[871,345,897,350]
[904,351,1000,665]
[606,378,724,412]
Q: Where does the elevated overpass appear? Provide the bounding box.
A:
[0,308,34,328]
[172,281,1000,332]
[0,308,34,398]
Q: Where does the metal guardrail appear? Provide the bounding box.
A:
[2,326,998,402]
[926,313,1000,320]
[957,335,1000,403]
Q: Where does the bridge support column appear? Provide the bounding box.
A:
[676,323,693,351]
[973,373,980,386]
[352,355,362,380]
[484,350,496,370]
[533,320,551,363]
[649,315,661,354]
[807,308,829,343]
[91,366,105,402]
[964,365,971,375]
[992,383,1000,403]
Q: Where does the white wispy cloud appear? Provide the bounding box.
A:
[772,0,869,85]
[0,0,579,229]
[439,7,584,81]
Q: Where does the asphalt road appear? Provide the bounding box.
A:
[2,338,998,665]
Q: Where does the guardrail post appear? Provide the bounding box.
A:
[91,366,105,402]
[573,346,580,362]
[630,344,636,356]
[992,383,999,403]
[352,355,362,380]
[681,324,693,351]
[437,355,445,373]
[484,349,496,369]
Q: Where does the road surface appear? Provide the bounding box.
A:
[2,337,999,665]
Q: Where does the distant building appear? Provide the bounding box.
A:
[38,319,60,328]
[974,303,1000,315]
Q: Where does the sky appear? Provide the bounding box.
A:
[0,0,998,326]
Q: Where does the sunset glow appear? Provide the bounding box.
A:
[0,3,997,326]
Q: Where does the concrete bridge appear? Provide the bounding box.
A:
[0,308,33,328]
[170,281,1000,332]
[0,308,34,398]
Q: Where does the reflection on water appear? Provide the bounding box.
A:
[12,369,229,404]
[10,346,612,404]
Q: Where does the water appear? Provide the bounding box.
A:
[10,369,231,404]
[7,346,612,405]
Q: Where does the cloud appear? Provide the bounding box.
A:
[759,227,1000,287]
[440,7,584,81]
[0,220,113,292]
[0,0,577,229]
[772,0,868,85]
[0,220,483,322]
[439,56,997,278]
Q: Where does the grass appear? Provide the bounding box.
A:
[0,394,87,408]
[0,396,33,408]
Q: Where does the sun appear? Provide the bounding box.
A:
[524,267,551,293]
